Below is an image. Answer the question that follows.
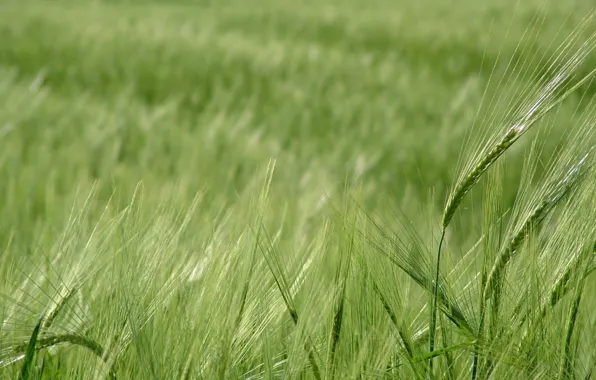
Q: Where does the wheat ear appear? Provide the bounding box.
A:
[443,35,596,230]
[483,151,590,301]
[42,285,78,331]
[547,248,595,314]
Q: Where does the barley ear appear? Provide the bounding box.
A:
[442,127,521,229]
[484,152,590,301]
[538,242,596,321]
[10,332,112,377]
[42,285,78,331]
[443,28,596,230]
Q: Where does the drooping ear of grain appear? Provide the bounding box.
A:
[10,331,111,377]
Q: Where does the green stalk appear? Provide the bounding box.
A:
[428,229,446,379]
[18,313,44,380]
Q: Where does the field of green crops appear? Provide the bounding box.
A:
[1,0,596,378]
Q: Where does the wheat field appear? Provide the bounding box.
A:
[1,0,596,379]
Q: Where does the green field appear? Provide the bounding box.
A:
[1,0,596,378]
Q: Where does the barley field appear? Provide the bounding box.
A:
[1,0,596,379]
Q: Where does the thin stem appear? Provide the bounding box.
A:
[18,314,44,380]
[471,294,486,380]
[439,313,455,380]
[428,229,447,379]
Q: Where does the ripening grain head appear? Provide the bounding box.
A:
[442,13,596,230]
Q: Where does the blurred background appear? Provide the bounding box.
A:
[0,0,594,246]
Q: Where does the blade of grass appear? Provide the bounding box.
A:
[18,312,44,380]
[257,224,321,380]
[370,279,422,378]
[327,237,352,378]
[558,275,585,380]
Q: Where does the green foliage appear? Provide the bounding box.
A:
[0,0,596,379]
